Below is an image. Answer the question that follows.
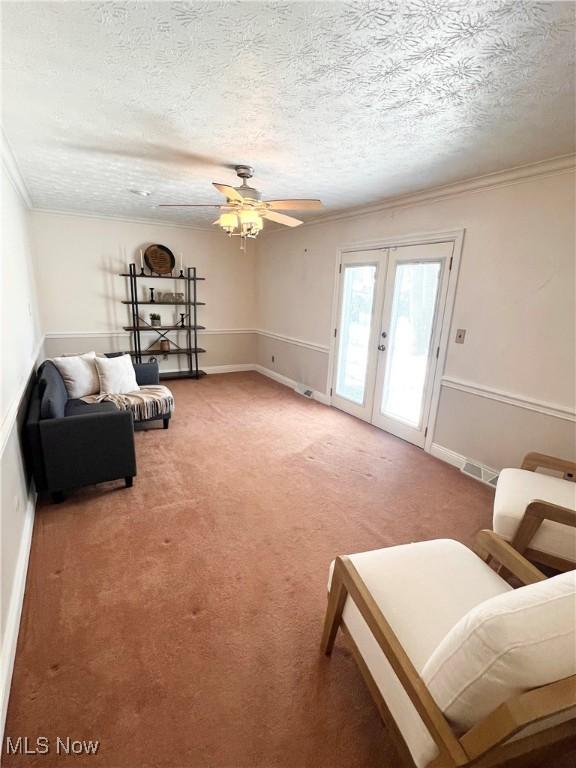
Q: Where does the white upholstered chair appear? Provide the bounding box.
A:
[493,452,576,571]
[321,532,576,768]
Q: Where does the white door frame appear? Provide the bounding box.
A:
[326,229,465,453]
[331,248,389,421]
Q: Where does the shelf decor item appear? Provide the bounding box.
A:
[121,263,206,380]
[144,244,176,275]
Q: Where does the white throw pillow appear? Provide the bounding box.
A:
[94,354,139,395]
[52,352,99,398]
[421,571,576,732]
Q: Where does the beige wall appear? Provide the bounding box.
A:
[434,387,576,469]
[43,331,259,371]
[256,168,576,468]
[32,211,257,372]
[1,166,43,732]
[256,334,329,394]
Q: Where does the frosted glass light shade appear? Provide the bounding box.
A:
[218,212,238,231]
[238,209,263,233]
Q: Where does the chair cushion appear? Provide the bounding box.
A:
[494,468,576,562]
[422,570,576,732]
[329,539,511,767]
[38,361,68,419]
[52,351,99,398]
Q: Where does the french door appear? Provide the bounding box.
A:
[332,241,453,447]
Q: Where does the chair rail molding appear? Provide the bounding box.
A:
[45,329,329,352]
[254,329,330,354]
[1,335,45,456]
[441,376,576,423]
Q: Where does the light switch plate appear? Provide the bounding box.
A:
[455,329,466,344]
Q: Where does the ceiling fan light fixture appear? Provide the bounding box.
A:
[238,209,263,238]
[238,209,261,225]
[218,211,238,233]
[163,165,318,249]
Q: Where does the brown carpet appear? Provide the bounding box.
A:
[4,372,573,768]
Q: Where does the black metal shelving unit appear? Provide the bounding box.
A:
[121,263,206,380]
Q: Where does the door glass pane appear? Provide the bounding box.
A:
[380,261,441,426]
[336,264,376,404]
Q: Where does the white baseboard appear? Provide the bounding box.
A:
[429,442,466,469]
[253,364,331,405]
[161,363,332,404]
[430,442,499,485]
[203,364,254,374]
[253,364,298,389]
[1,493,36,741]
[311,390,331,406]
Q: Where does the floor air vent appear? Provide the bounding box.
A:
[295,384,314,398]
[461,461,499,487]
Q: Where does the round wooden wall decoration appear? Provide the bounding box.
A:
[144,244,176,274]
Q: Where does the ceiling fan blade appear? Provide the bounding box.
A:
[265,199,323,211]
[213,183,244,202]
[262,210,303,228]
[158,204,222,208]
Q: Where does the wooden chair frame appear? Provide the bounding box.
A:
[321,531,576,768]
[509,452,576,572]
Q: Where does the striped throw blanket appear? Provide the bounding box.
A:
[82,385,174,422]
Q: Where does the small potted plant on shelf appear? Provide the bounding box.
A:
[150,312,161,327]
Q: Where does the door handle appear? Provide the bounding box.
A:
[378,344,386,351]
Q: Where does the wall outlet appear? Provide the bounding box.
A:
[455,329,466,344]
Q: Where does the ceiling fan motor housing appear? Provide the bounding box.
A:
[235,185,261,201]
[234,165,261,201]
[235,164,254,180]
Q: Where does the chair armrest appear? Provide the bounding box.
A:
[461,675,576,761]
[526,500,576,527]
[322,556,468,766]
[134,361,159,386]
[521,452,576,479]
[474,530,546,585]
[39,410,136,491]
[508,501,576,568]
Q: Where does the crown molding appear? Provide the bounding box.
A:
[12,150,576,233]
[30,206,215,232]
[0,125,33,208]
[266,153,576,233]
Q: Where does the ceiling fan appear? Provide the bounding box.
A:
[159,165,323,249]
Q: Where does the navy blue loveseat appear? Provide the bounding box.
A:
[25,358,160,502]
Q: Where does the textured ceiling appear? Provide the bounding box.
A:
[2,1,575,226]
